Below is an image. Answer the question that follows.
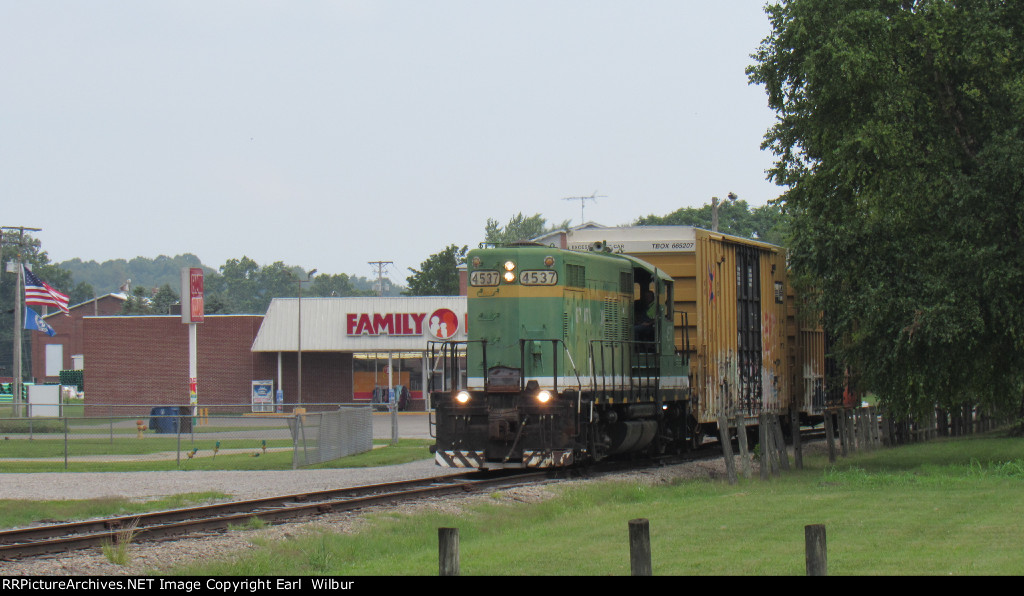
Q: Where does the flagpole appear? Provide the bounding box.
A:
[13,261,22,418]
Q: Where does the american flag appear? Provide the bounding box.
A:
[24,265,69,315]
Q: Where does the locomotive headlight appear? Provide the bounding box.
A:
[536,390,553,404]
[504,261,516,271]
[544,256,555,267]
[455,391,471,404]
[503,271,516,283]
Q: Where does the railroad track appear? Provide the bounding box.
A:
[0,470,548,560]
[0,429,823,561]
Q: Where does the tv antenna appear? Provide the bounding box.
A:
[563,191,606,224]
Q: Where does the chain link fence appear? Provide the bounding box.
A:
[0,403,372,471]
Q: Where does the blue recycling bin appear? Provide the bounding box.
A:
[149,407,178,433]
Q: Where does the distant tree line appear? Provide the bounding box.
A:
[58,254,397,316]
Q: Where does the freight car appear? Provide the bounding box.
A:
[548,225,830,432]
[429,242,694,469]
[429,226,831,470]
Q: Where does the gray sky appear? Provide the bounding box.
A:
[1,1,781,285]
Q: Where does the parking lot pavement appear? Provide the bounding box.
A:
[373,411,433,441]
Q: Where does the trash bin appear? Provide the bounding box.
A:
[177,406,193,433]
[149,407,176,433]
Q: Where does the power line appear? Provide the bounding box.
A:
[368,261,393,297]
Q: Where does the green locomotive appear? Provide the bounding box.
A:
[430,243,693,469]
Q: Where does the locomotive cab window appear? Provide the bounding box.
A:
[633,269,656,343]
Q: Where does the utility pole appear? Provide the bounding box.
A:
[563,191,606,224]
[368,260,397,443]
[1,226,42,418]
[368,261,393,297]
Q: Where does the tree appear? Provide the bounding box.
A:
[308,273,374,298]
[120,286,153,315]
[151,284,179,314]
[485,213,570,246]
[635,194,790,245]
[0,232,71,378]
[68,281,96,307]
[404,245,468,296]
[747,0,1024,419]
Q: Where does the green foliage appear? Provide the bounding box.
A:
[484,212,569,246]
[636,193,790,245]
[59,253,396,316]
[0,493,228,530]
[403,244,467,296]
[101,517,140,566]
[747,0,1024,417]
[60,254,207,296]
[308,272,375,299]
[0,232,70,379]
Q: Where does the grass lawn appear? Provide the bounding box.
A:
[158,431,1024,576]
[0,439,433,472]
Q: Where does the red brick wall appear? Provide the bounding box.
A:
[272,351,354,410]
[83,315,267,416]
[82,315,354,417]
[30,295,125,382]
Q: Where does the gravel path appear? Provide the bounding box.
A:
[0,459,452,502]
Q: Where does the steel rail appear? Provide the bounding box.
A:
[0,470,547,560]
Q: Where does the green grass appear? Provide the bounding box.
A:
[0,492,229,529]
[0,439,433,472]
[0,437,294,457]
[166,432,1024,576]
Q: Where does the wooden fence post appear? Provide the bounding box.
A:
[735,414,751,479]
[805,524,827,576]
[439,527,459,576]
[846,408,857,453]
[759,414,770,480]
[629,518,652,576]
[718,414,737,485]
[824,411,837,463]
[791,402,803,470]
[773,415,790,472]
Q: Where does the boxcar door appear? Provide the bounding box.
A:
[736,245,763,414]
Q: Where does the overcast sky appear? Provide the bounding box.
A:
[1,1,781,286]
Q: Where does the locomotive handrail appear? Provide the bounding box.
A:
[587,339,661,402]
[515,338,584,396]
[427,340,482,395]
[674,309,691,365]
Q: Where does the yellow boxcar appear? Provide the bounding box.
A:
[546,225,827,426]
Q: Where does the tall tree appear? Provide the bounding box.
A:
[0,232,70,378]
[748,0,1024,419]
[404,245,468,296]
[485,213,570,245]
[635,194,789,245]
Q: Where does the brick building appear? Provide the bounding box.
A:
[30,296,466,417]
[82,314,270,416]
[31,294,126,383]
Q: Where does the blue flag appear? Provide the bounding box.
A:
[25,306,57,337]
